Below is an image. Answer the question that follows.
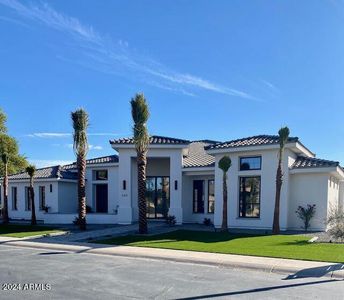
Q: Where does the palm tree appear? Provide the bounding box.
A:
[1,153,9,224]
[71,109,89,231]
[272,127,290,234]
[218,155,231,231]
[26,165,36,226]
[131,93,150,234]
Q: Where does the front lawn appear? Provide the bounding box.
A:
[96,230,344,263]
[0,224,64,238]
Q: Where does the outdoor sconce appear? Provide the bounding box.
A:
[174,180,178,190]
[123,180,126,190]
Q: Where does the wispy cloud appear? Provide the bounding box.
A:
[29,159,73,168]
[65,143,103,150]
[0,0,258,100]
[26,132,118,138]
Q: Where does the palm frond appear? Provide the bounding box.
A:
[71,108,89,156]
[26,165,36,177]
[218,155,232,172]
[278,126,290,148]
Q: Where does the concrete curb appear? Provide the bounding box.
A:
[1,238,343,280]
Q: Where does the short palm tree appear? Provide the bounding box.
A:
[1,153,9,224]
[131,93,150,234]
[272,127,290,234]
[26,165,37,226]
[218,155,231,231]
[71,108,89,231]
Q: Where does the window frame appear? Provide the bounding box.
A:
[207,179,215,214]
[39,186,46,210]
[193,180,205,214]
[94,170,108,181]
[25,186,31,211]
[11,186,18,211]
[238,176,261,219]
[239,156,262,171]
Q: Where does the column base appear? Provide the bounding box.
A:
[169,207,183,225]
[118,207,133,224]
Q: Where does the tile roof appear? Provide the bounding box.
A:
[205,135,299,150]
[110,135,190,145]
[8,166,78,181]
[291,156,339,169]
[183,141,215,168]
[63,155,118,170]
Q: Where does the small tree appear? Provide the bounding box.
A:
[218,156,231,231]
[326,207,344,242]
[295,204,316,232]
[26,165,37,226]
[1,153,9,224]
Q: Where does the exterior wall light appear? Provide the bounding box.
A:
[174,180,178,190]
[123,180,126,190]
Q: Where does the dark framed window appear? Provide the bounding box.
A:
[94,170,108,181]
[208,180,215,213]
[12,187,18,210]
[25,187,31,211]
[50,184,53,193]
[239,176,261,218]
[193,180,204,213]
[239,156,261,171]
[39,186,46,210]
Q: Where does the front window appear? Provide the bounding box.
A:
[239,176,261,218]
[25,187,31,211]
[240,156,261,171]
[193,180,204,213]
[208,180,215,213]
[39,186,46,210]
[94,170,108,181]
[12,187,17,210]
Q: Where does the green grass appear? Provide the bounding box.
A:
[96,230,344,263]
[0,224,63,238]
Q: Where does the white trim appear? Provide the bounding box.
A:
[289,166,344,179]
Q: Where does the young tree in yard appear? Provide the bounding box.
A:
[1,153,9,224]
[71,109,89,230]
[218,156,231,231]
[26,165,36,226]
[295,204,316,232]
[272,127,290,234]
[131,93,150,234]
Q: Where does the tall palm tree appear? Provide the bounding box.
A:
[1,153,9,224]
[272,127,290,234]
[71,108,89,231]
[26,165,36,226]
[131,93,150,234]
[218,155,231,231]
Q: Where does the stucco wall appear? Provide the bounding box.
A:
[58,181,78,213]
[288,173,329,231]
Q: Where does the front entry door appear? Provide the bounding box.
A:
[146,177,170,219]
[95,184,108,213]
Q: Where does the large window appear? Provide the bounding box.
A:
[239,156,261,171]
[208,180,215,213]
[193,180,204,213]
[94,170,108,181]
[39,186,46,210]
[239,176,261,218]
[12,187,17,210]
[25,187,31,211]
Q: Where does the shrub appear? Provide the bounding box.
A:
[326,207,344,242]
[203,218,212,226]
[166,215,176,226]
[295,204,316,231]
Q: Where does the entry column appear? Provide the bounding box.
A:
[169,151,183,225]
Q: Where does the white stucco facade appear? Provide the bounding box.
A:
[3,134,344,231]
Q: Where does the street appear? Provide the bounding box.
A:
[0,245,343,299]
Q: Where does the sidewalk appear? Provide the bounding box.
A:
[0,236,343,280]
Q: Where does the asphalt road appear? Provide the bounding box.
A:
[0,245,343,300]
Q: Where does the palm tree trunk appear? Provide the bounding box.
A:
[30,177,37,225]
[77,154,87,230]
[221,171,228,231]
[137,152,147,234]
[2,162,9,224]
[272,156,283,234]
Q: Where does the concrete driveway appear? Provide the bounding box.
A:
[0,245,343,300]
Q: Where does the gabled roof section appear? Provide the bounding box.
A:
[205,135,299,151]
[63,155,118,170]
[8,166,78,181]
[183,141,215,168]
[291,156,339,169]
[110,135,190,146]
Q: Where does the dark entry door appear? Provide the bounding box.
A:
[96,184,108,213]
[146,177,170,219]
[193,180,204,213]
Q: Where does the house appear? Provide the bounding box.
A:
[2,134,343,231]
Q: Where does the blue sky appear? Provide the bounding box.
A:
[1,0,344,167]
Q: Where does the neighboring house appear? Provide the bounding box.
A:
[1,134,343,231]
